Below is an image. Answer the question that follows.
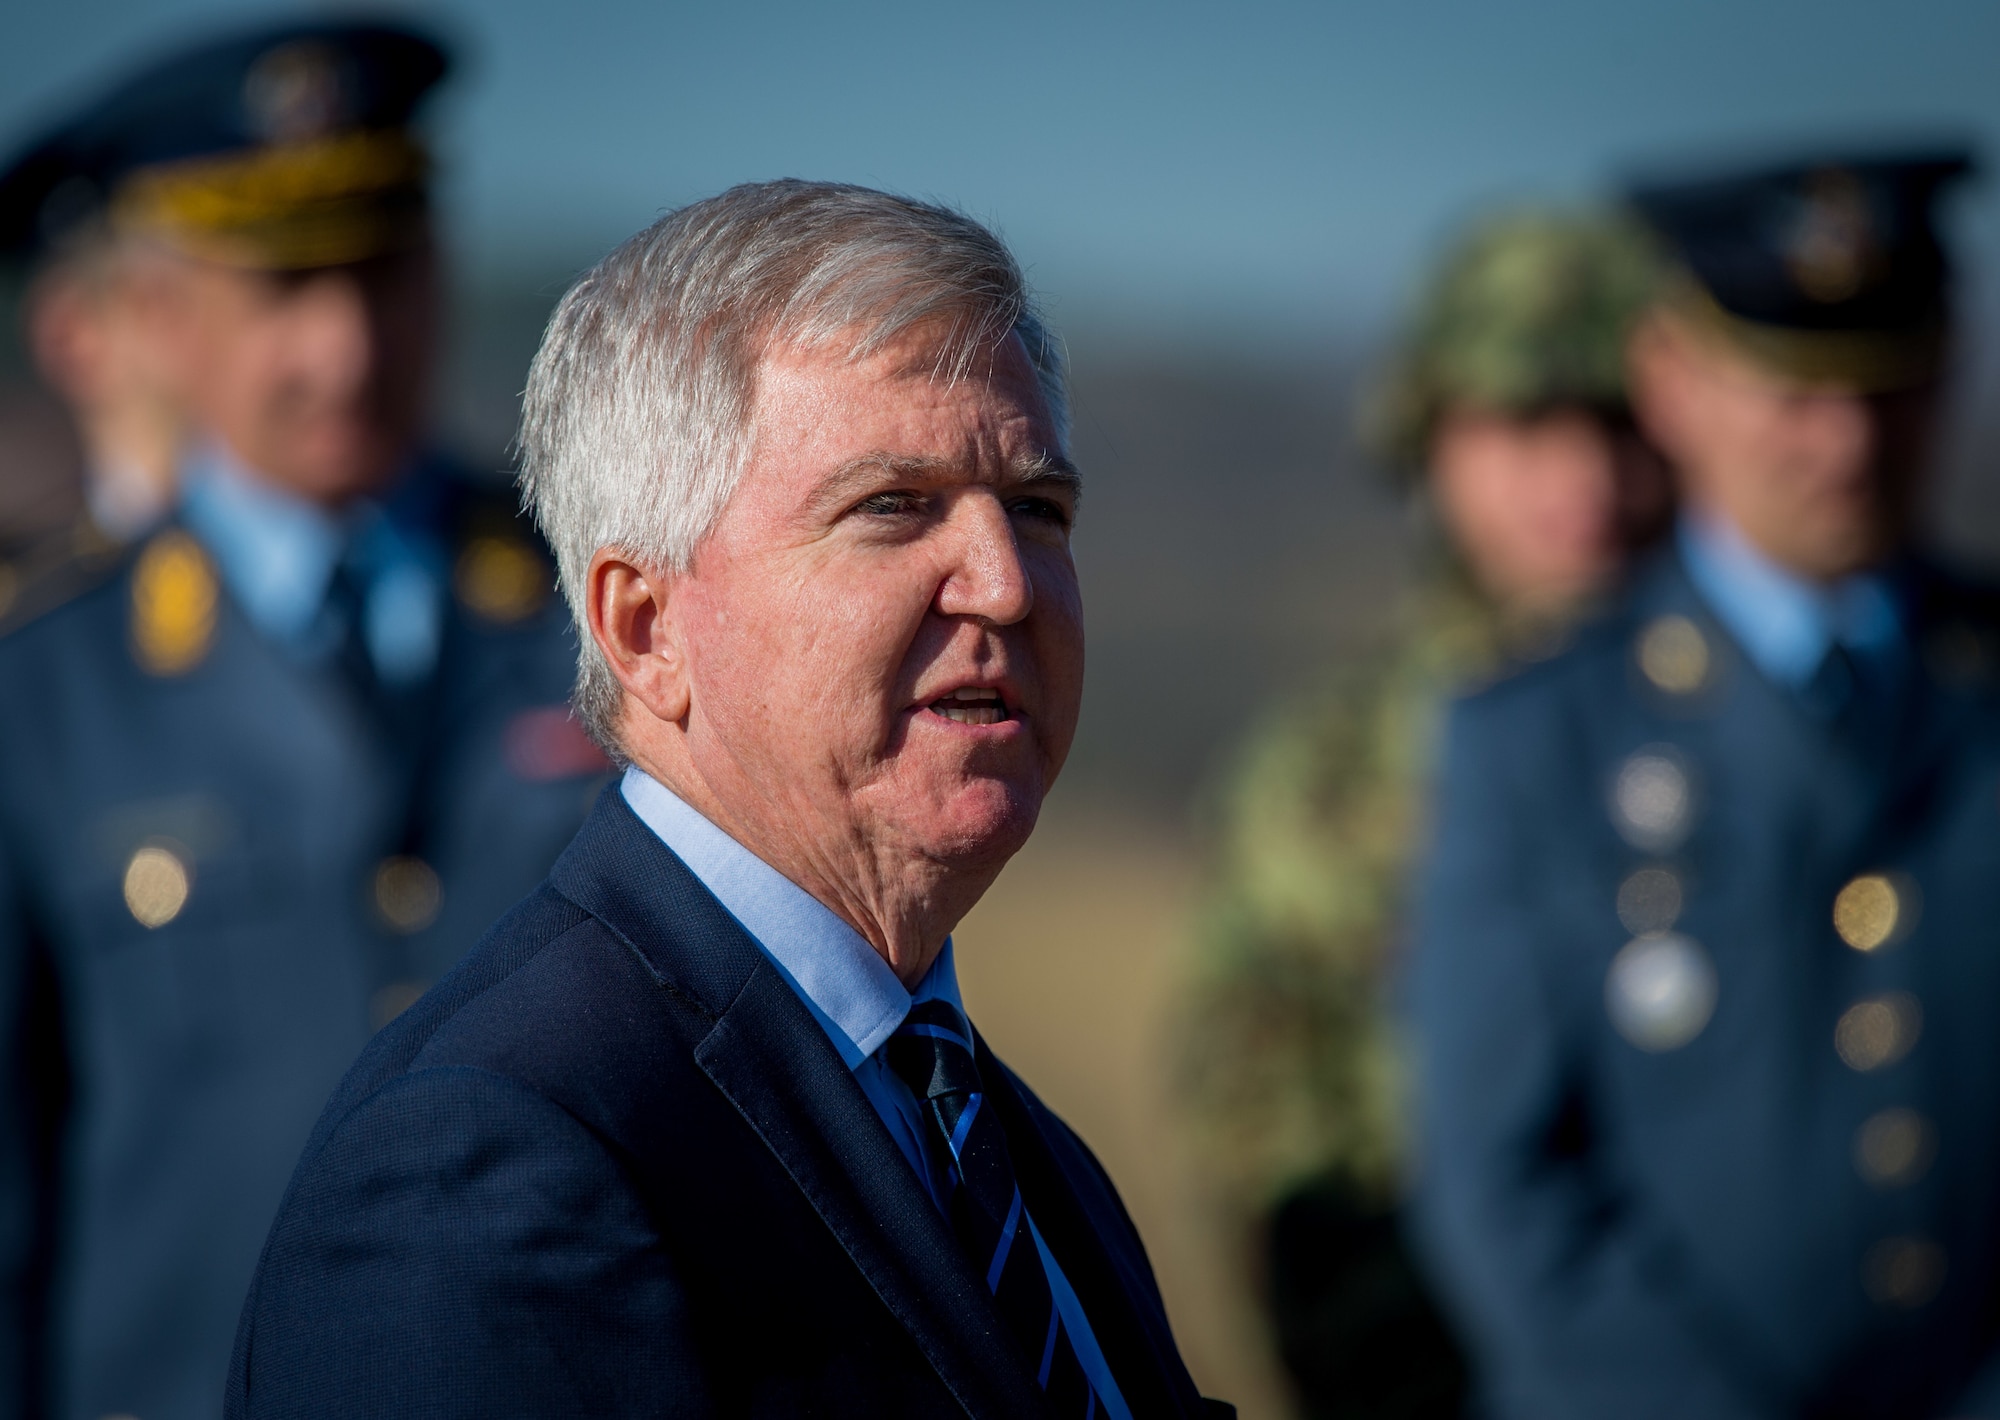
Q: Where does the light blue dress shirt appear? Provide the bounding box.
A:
[620,767,1132,1419]
[1678,511,1904,690]
[177,442,446,685]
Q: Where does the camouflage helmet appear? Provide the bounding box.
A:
[1362,208,1663,475]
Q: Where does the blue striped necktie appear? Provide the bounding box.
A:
[886,999,1104,1415]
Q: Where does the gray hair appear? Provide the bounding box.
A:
[517,179,1069,758]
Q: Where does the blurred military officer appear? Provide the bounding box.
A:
[0,21,607,1420]
[1181,211,1666,1418]
[1407,149,2000,1419]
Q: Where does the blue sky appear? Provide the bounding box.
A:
[7,0,1998,341]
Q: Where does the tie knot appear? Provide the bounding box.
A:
[884,999,981,1101]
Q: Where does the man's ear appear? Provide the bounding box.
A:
[27,276,94,403]
[1624,310,1693,462]
[585,548,692,726]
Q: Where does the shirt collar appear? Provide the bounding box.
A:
[619,766,960,1067]
[179,441,344,646]
[1677,510,1904,689]
[176,441,446,680]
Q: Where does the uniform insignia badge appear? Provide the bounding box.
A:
[454,535,549,625]
[504,705,611,782]
[1606,932,1717,1051]
[1610,746,1695,853]
[244,40,349,143]
[1786,168,1879,305]
[1637,615,1710,695]
[131,531,218,675]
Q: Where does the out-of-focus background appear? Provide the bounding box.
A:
[5,3,1999,1413]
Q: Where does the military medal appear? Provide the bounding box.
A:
[1606,932,1717,1051]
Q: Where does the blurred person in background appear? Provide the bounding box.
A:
[1408,149,2000,1420]
[0,200,191,632]
[24,225,187,538]
[0,20,606,1419]
[1180,210,1668,1419]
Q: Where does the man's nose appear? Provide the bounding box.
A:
[934,494,1035,626]
[290,272,375,398]
[1801,391,1879,469]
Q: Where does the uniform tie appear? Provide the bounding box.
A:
[324,550,387,719]
[1801,635,1906,742]
[885,999,1104,1414]
[323,541,429,751]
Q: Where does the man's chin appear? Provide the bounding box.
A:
[1793,519,1898,580]
[910,776,1046,868]
[260,431,405,504]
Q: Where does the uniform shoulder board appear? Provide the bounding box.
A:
[0,517,128,640]
[443,473,557,628]
[128,527,219,675]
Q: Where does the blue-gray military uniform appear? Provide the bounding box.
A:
[1406,152,2000,1419]
[0,452,604,1420]
[0,21,607,1420]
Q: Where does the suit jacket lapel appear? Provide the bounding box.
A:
[550,792,1043,1420]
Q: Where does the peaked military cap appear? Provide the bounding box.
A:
[0,17,450,269]
[1626,147,1977,389]
[1363,209,1663,474]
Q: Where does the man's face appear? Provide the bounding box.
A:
[663,327,1084,898]
[138,240,439,504]
[1430,406,1670,613]
[1629,313,1940,580]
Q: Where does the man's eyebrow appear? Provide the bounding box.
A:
[811,450,1084,506]
[823,453,951,490]
[1012,452,1084,497]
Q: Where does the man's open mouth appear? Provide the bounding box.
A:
[930,687,1010,726]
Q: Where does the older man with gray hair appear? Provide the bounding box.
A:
[226,180,1228,1419]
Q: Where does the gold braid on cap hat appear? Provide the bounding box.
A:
[111,129,429,269]
[1665,275,1948,394]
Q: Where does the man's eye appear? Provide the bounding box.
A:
[1008,496,1072,528]
[857,490,926,517]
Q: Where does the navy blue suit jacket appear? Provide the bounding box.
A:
[228,787,1225,1418]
